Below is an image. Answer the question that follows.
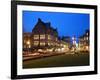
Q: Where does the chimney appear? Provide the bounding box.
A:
[38,18,42,22]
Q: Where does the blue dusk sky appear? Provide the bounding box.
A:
[23,11,89,39]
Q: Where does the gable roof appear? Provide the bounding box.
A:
[32,18,58,36]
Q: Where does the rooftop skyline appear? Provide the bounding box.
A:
[23,11,90,39]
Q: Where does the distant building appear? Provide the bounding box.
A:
[79,30,89,52]
[62,36,71,51]
[31,18,59,51]
[23,32,31,51]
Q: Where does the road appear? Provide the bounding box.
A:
[23,53,89,69]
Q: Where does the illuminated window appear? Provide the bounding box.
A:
[87,37,88,40]
[34,35,39,39]
[61,44,63,46]
[49,42,53,46]
[84,37,87,40]
[40,35,45,39]
[86,32,88,35]
[29,45,31,48]
[48,35,51,40]
[34,41,39,46]
[48,42,51,46]
[84,37,88,40]
[56,38,58,41]
[40,42,45,46]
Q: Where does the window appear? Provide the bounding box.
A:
[24,45,26,48]
[24,40,26,43]
[40,42,45,46]
[86,32,88,36]
[34,41,39,46]
[51,42,53,46]
[87,37,88,40]
[84,37,88,40]
[48,42,51,46]
[34,35,39,39]
[56,38,58,41]
[48,35,51,40]
[40,35,45,39]
[84,37,86,40]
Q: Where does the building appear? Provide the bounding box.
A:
[23,32,31,51]
[23,18,72,53]
[31,18,59,51]
[78,30,89,52]
[61,36,71,51]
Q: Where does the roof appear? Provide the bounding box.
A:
[32,18,58,36]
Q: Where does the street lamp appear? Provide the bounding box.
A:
[26,40,30,54]
[27,41,30,45]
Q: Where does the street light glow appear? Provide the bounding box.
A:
[27,41,30,45]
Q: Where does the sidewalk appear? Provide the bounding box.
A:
[23,51,66,61]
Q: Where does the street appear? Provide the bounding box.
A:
[23,53,89,69]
